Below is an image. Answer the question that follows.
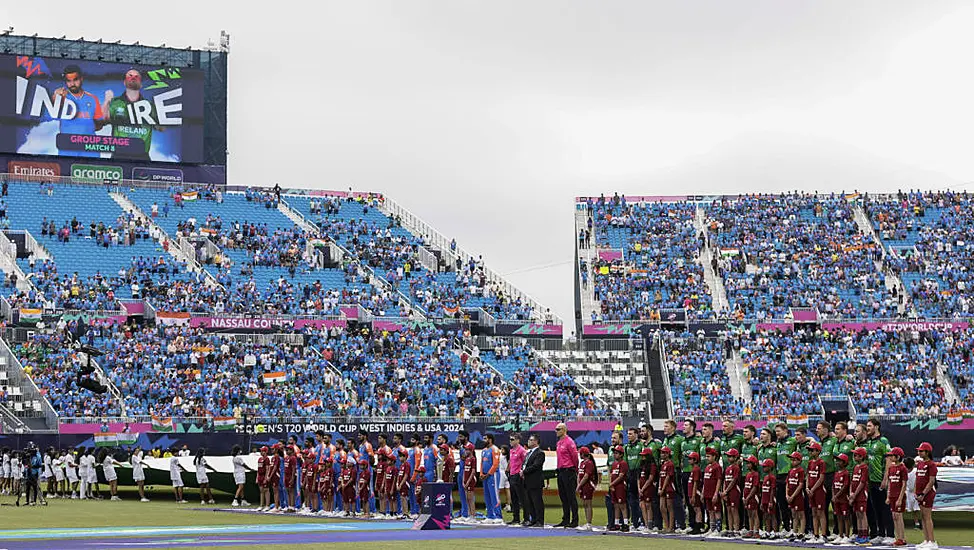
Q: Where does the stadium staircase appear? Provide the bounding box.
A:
[725,347,752,404]
[0,336,58,431]
[933,358,961,405]
[647,334,674,420]
[452,341,522,398]
[278,196,421,318]
[0,401,29,433]
[851,201,909,315]
[379,195,556,325]
[574,207,601,322]
[110,191,216,285]
[0,233,40,298]
[694,207,730,313]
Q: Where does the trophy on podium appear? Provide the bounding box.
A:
[435,453,445,482]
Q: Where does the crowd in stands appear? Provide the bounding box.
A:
[478,342,606,417]
[663,332,745,416]
[741,327,951,416]
[40,213,155,248]
[708,194,895,320]
[584,194,714,322]
[85,323,347,418]
[865,191,974,318]
[13,331,121,417]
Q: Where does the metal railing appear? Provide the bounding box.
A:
[278,197,420,318]
[0,337,58,429]
[380,194,561,325]
[657,333,675,419]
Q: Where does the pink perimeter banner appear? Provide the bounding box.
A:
[59,422,152,434]
[583,323,638,336]
[598,250,623,262]
[511,324,563,336]
[120,301,145,315]
[530,420,619,431]
[821,321,970,332]
[188,316,346,330]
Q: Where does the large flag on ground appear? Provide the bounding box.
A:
[213,416,237,431]
[116,432,138,446]
[151,415,174,432]
[94,433,117,447]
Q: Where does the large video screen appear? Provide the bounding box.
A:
[0,54,204,163]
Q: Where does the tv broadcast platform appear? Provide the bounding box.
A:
[0,12,973,550]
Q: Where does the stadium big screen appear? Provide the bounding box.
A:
[0,54,204,164]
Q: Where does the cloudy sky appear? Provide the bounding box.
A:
[4,1,973,326]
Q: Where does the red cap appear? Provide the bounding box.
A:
[887,447,904,458]
[789,451,802,460]
[613,445,625,454]
[660,446,671,455]
[725,448,740,458]
[688,451,700,461]
[705,447,718,456]
[260,446,268,452]
[439,444,451,452]
[808,442,821,452]
[416,465,426,472]
[640,447,654,456]
[761,458,775,468]
[745,456,759,465]
[853,447,868,458]
[916,442,933,453]
[579,446,591,455]
[464,442,475,451]
[358,458,368,465]
[836,453,849,463]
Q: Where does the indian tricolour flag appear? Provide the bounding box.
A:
[180,190,199,202]
[151,414,174,433]
[263,371,287,384]
[94,433,117,447]
[245,389,258,401]
[786,414,808,430]
[963,409,974,419]
[213,416,237,431]
[720,248,740,258]
[116,433,138,446]
[947,412,964,425]
[844,192,861,202]
[301,399,322,411]
[19,308,42,325]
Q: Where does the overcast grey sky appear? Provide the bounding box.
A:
[4,1,973,326]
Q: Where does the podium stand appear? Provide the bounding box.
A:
[412,482,453,530]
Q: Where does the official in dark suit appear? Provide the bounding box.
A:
[521,433,545,527]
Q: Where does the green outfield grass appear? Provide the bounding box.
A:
[0,486,970,549]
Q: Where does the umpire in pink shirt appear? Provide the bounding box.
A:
[554,422,579,527]
[507,433,528,525]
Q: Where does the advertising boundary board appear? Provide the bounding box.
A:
[7,421,971,462]
[3,154,226,184]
